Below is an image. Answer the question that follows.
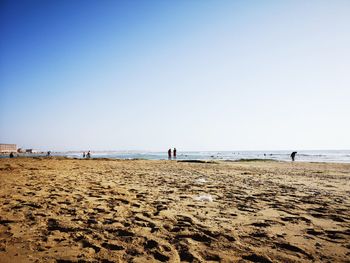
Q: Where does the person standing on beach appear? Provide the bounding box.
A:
[168,149,172,160]
[87,151,91,159]
[83,152,86,158]
[173,148,177,159]
[291,151,297,161]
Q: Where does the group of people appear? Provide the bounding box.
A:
[82,151,91,159]
[168,148,177,160]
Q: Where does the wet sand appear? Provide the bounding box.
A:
[0,158,349,262]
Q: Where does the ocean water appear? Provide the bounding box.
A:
[2,150,349,163]
[59,150,350,163]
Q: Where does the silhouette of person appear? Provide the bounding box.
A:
[291,151,297,162]
[173,148,177,159]
[168,149,172,160]
[47,151,51,157]
[87,151,91,159]
[9,152,14,158]
[83,152,86,158]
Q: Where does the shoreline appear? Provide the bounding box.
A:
[1,154,350,165]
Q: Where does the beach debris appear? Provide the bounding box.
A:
[195,178,207,184]
[194,194,213,202]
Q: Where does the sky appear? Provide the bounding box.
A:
[1,0,350,151]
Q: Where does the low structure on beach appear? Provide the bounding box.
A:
[25,149,38,154]
[0,144,17,153]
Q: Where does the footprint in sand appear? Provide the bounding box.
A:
[242,253,273,263]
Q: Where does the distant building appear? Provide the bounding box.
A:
[0,144,17,153]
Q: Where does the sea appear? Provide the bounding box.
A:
[55,150,350,163]
[2,150,350,163]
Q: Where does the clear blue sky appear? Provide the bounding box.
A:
[1,0,349,151]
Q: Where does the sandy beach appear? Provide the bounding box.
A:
[0,158,349,262]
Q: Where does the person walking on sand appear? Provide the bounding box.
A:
[83,152,86,158]
[168,149,172,160]
[173,148,177,159]
[86,151,91,159]
[291,151,297,162]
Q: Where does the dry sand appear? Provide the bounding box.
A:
[0,158,349,262]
